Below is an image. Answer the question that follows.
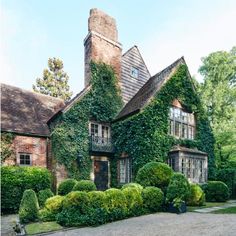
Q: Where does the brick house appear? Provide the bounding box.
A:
[1,8,212,188]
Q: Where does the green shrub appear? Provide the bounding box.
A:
[39,195,64,221]
[166,173,190,203]
[72,180,97,192]
[19,189,39,223]
[38,189,54,208]
[57,191,90,226]
[104,188,127,221]
[216,168,236,198]
[87,191,106,209]
[121,183,143,193]
[187,184,205,206]
[142,187,164,212]
[136,162,173,190]
[1,166,52,213]
[201,181,229,202]
[122,187,143,216]
[57,179,78,196]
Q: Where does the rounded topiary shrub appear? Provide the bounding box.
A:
[57,191,90,226]
[72,180,97,192]
[87,191,106,209]
[19,189,39,223]
[187,184,205,206]
[122,187,143,216]
[136,162,173,190]
[121,183,143,193]
[38,189,54,208]
[39,195,65,221]
[142,187,164,212]
[57,179,78,196]
[104,188,127,221]
[201,181,230,202]
[166,173,190,202]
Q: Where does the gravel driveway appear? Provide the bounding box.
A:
[47,212,236,236]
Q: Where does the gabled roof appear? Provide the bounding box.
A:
[115,57,187,120]
[1,83,65,137]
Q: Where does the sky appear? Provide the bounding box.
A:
[1,0,236,97]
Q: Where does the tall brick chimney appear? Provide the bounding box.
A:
[84,8,122,87]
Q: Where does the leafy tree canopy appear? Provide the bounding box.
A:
[33,57,73,101]
[199,46,236,166]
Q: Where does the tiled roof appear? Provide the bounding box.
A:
[170,145,207,155]
[116,57,186,120]
[1,83,65,136]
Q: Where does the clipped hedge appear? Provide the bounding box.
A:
[201,181,229,202]
[58,179,78,196]
[122,187,143,216]
[216,168,236,198]
[121,183,143,193]
[136,162,173,190]
[187,184,205,206]
[72,180,97,192]
[38,189,54,208]
[1,166,52,213]
[19,189,39,223]
[39,195,65,221]
[166,173,190,202]
[142,187,164,212]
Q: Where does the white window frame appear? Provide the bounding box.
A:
[89,122,111,139]
[119,158,131,184]
[130,66,139,79]
[169,106,195,140]
[18,153,32,166]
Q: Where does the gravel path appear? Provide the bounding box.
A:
[47,212,236,236]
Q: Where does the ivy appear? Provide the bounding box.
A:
[50,62,123,179]
[111,64,216,186]
[0,132,15,164]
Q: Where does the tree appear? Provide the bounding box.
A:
[199,47,236,167]
[33,57,73,101]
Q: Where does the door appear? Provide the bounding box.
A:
[94,160,108,190]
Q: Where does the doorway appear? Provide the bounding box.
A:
[94,160,109,190]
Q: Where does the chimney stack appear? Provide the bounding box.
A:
[84,8,122,87]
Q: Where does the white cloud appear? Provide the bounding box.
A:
[141,7,236,82]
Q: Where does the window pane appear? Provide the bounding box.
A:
[119,160,126,183]
[19,154,31,166]
[175,122,181,137]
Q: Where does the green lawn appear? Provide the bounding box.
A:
[211,206,236,214]
[187,202,227,212]
[25,221,63,235]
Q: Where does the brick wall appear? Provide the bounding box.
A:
[4,135,48,167]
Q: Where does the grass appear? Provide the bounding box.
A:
[187,202,227,212]
[211,206,236,214]
[25,221,63,235]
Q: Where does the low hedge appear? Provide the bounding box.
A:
[39,195,65,221]
[1,166,52,213]
[136,162,173,190]
[201,181,230,202]
[166,173,190,203]
[19,189,39,223]
[58,179,78,196]
[38,189,54,208]
[121,183,143,193]
[142,187,164,212]
[72,180,97,192]
[187,184,205,206]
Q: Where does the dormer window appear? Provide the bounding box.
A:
[169,106,195,140]
[130,67,139,79]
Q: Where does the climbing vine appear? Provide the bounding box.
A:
[50,62,123,179]
[0,132,15,164]
[111,64,215,186]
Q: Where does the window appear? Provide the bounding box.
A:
[119,158,131,184]
[169,106,195,140]
[90,122,110,144]
[130,67,139,79]
[19,153,31,166]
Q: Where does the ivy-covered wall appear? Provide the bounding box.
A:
[111,64,215,187]
[50,62,123,179]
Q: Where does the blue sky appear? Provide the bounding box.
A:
[1,0,236,96]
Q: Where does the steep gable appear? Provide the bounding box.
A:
[120,46,151,104]
[116,57,191,120]
[1,83,65,136]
